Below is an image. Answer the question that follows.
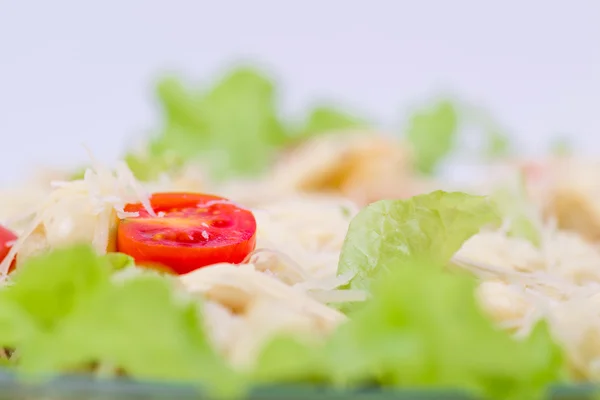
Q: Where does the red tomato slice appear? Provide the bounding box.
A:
[117,192,257,275]
[0,224,18,273]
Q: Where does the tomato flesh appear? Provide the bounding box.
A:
[117,192,257,275]
[0,225,18,273]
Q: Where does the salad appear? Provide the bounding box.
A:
[0,65,596,400]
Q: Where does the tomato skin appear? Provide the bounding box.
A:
[0,225,18,273]
[117,192,257,275]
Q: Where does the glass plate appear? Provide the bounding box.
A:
[0,370,595,400]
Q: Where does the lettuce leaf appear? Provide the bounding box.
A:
[485,129,512,159]
[127,67,288,181]
[253,335,330,384]
[26,276,228,385]
[491,175,542,247]
[0,294,36,349]
[405,100,458,175]
[550,137,572,157]
[463,104,513,161]
[326,259,564,399]
[5,245,110,330]
[298,106,366,139]
[338,191,500,290]
[102,252,135,271]
[0,245,234,395]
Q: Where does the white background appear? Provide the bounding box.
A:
[1,0,599,185]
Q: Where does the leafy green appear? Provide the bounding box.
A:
[124,146,187,182]
[253,336,330,384]
[462,103,513,160]
[193,68,287,180]
[128,67,289,181]
[0,294,36,348]
[338,191,500,290]
[550,137,572,157]
[491,176,541,247]
[69,168,87,181]
[157,76,206,139]
[405,100,459,174]
[0,245,234,395]
[298,106,366,139]
[102,252,135,272]
[5,246,110,330]
[325,260,565,400]
[128,69,373,182]
[484,130,512,159]
[25,276,228,385]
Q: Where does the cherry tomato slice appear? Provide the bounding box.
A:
[0,224,18,273]
[117,192,257,275]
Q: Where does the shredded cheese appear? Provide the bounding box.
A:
[455,224,600,380]
[0,158,153,276]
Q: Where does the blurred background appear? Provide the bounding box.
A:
[0,0,598,185]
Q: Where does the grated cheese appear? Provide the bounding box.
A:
[455,224,600,380]
[0,158,153,276]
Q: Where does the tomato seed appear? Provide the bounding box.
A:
[176,232,194,242]
[211,218,233,228]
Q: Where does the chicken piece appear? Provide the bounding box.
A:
[179,263,346,367]
[228,297,328,368]
[269,130,433,205]
[179,263,345,325]
[456,231,544,274]
[521,158,600,242]
[476,280,533,326]
[201,300,243,357]
[546,297,600,381]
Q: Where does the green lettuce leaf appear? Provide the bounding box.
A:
[491,176,542,248]
[5,245,110,330]
[157,76,206,140]
[128,67,288,181]
[463,104,513,160]
[0,245,236,395]
[194,68,287,180]
[24,276,228,385]
[298,106,366,139]
[0,294,36,349]
[485,129,512,159]
[253,336,330,384]
[550,137,572,157]
[338,191,500,290]
[124,146,187,182]
[405,100,458,175]
[326,259,564,399]
[102,252,135,271]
